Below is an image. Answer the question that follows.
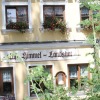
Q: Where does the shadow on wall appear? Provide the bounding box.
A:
[15,63,27,100]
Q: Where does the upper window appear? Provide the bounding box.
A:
[43,5,65,21]
[40,0,67,31]
[6,6,28,24]
[0,67,14,96]
[80,6,100,30]
[6,6,28,29]
[80,6,89,20]
[43,5,65,30]
[2,0,32,30]
[80,6,99,20]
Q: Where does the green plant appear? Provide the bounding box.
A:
[43,17,67,34]
[80,19,100,32]
[6,22,28,33]
[79,0,100,100]
[24,66,70,100]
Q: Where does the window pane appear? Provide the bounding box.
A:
[81,7,89,16]
[80,66,88,77]
[55,7,63,16]
[17,7,28,22]
[7,9,16,23]
[70,79,78,88]
[3,82,12,94]
[93,10,99,15]
[0,68,13,96]
[58,73,64,85]
[44,7,54,16]
[2,70,12,82]
[69,66,77,78]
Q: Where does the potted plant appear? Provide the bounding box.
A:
[43,16,67,34]
[80,15,100,33]
[6,22,29,33]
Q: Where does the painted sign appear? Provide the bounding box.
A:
[1,49,79,62]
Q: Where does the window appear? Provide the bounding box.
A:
[68,64,89,88]
[80,6,89,21]
[2,0,32,30]
[40,0,67,31]
[56,71,66,86]
[43,5,65,28]
[6,6,28,29]
[0,67,14,96]
[80,6,99,29]
[80,6,99,20]
[29,65,52,97]
[43,5,65,21]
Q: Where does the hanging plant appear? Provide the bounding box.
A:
[43,17,67,34]
[6,22,29,33]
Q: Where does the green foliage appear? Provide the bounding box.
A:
[86,34,94,44]
[43,17,67,34]
[80,19,92,30]
[24,1,100,100]
[80,0,100,33]
[24,66,70,100]
[6,22,28,33]
[79,0,100,100]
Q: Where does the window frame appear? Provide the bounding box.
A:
[68,64,90,88]
[43,5,65,22]
[80,6,100,28]
[40,0,68,29]
[55,71,66,86]
[28,64,53,97]
[2,0,32,31]
[0,67,14,96]
[80,6,90,21]
[5,5,28,25]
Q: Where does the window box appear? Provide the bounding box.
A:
[6,22,29,33]
[80,19,100,32]
[43,16,67,33]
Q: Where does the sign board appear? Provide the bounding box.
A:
[1,49,79,62]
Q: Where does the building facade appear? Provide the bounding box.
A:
[0,0,95,100]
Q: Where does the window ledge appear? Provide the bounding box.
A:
[42,28,71,33]
[1,28,33,34]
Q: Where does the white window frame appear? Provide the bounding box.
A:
[40,0,68,29]
[2,0,32,30]
[27,64,54,98]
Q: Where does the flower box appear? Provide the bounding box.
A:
[6,22,29,33]
[43,17,67,34]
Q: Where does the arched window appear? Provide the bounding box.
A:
[55,71,66,86]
